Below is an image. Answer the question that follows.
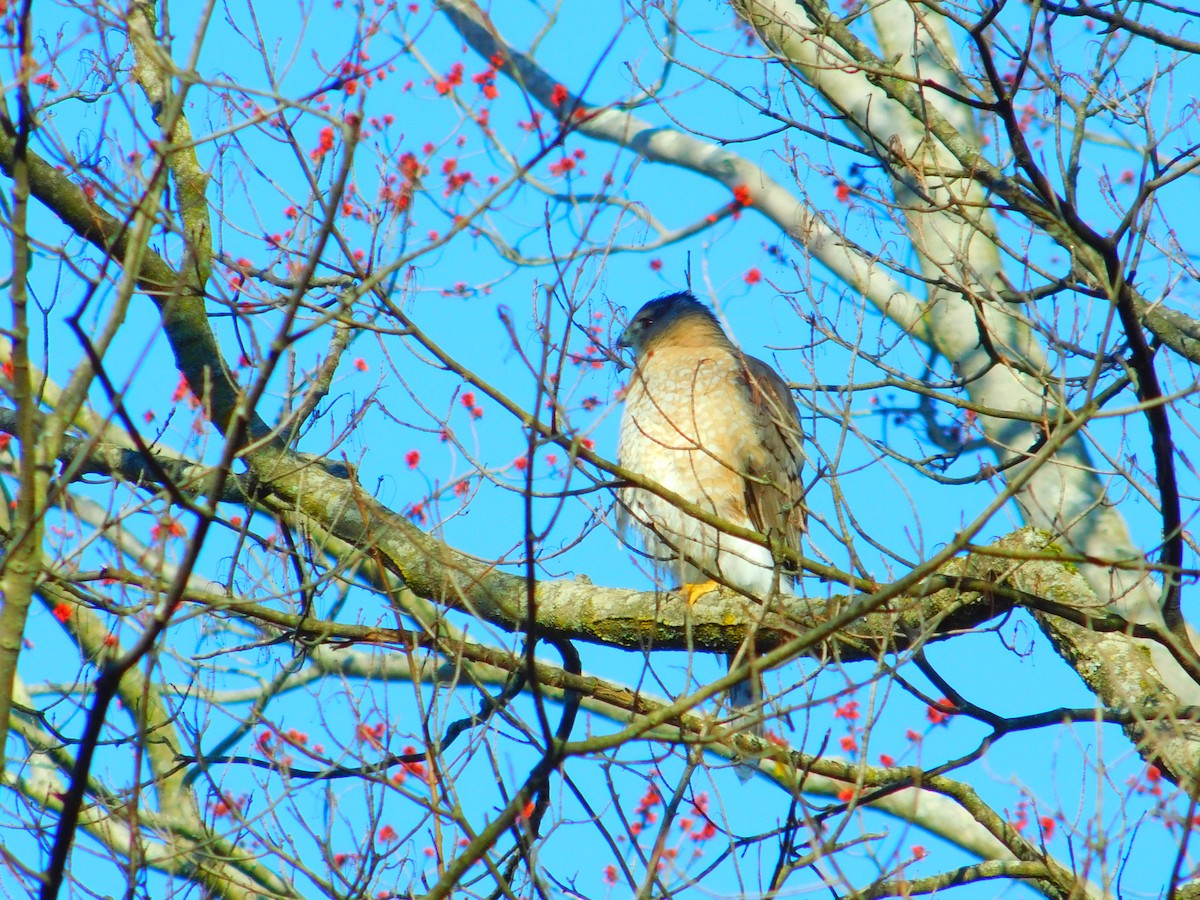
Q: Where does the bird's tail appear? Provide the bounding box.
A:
[725,653,764,782]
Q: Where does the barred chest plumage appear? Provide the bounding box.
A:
[616,342,778,596]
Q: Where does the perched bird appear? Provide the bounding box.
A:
[615,291,806,772]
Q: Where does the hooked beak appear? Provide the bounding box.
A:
[616,323,635,350]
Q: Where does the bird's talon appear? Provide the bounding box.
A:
[680,580,720,605]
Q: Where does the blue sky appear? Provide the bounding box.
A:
[5,1,1196,897]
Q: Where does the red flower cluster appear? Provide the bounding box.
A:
[356,721,386,749]
[151,517,187,542]
[926,697,954,725]
[434,62,464,95]
[391,745,428,785]
[310,126,336,162]
[459,390,484,419]
[383,151,429,214]
[210,792,247,819]
[171,373,201,409]
[549,148,586,177]
[472,66,499,100]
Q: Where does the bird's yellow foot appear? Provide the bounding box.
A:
[680,580,719,605]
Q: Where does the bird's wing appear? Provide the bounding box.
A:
[736,352,807,553]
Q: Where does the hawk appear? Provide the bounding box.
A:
[616,291,806,756]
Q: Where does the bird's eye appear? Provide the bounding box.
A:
[641,317,653,328]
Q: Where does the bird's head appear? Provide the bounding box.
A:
[617,291,725,357]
